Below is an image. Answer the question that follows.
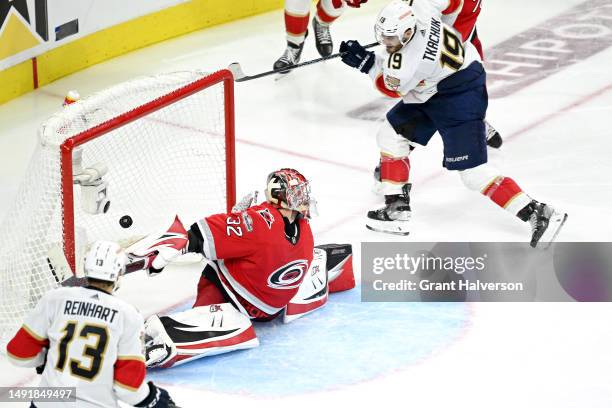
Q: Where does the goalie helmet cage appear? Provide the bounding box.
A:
[0,70,235,346]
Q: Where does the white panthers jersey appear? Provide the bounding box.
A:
[368,15,481,103]
[7,286,149,408]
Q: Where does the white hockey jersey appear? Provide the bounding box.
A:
[7,286,149,408]
[368,14,481,103]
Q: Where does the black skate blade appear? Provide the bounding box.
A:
[366,224,410,236]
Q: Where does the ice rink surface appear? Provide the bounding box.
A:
[1,0,612,406]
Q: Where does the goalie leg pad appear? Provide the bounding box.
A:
[284,247,329,323]
[144,315,177,368]
[317,243,355,293]
[145,304,259,368]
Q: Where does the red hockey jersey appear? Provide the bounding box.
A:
[435,0,482,41]
[194,202,314,319]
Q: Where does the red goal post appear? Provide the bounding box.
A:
[60,70,236,272]
[0,69,235,345]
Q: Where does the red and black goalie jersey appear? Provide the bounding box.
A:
[191,202,314,320]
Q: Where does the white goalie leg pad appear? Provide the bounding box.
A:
[146,303,259,368]
[144,315,178,368]
[319,243,355,293]
[459,163,500,192]
[284,247,329,323]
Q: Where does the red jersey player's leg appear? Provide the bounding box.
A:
[274,0,347,72]
[312,0,345,57]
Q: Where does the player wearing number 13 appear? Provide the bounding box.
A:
[339,0,567,247]
[6,241,176,408]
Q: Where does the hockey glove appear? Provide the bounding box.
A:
[332,0,368,8]
[35,348,48,374]
[231,190,258,213]
[339,40,374,74]
[127,215,188,276]
[135,382,177,408]
[346,0,368,8]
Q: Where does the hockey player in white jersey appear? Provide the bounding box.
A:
[6,241,177,408]
[339,0,567,247]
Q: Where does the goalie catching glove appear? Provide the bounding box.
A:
[127,215,189,275]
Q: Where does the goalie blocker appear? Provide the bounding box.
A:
[145,243,354,368]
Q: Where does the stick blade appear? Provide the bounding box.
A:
[46,245,74,284]
[228,63,246,81]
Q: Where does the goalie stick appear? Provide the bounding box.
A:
[47,245,154,286]
[229,42,378,82]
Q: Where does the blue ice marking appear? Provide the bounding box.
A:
[148,286,470,396]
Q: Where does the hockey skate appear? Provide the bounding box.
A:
[523,201,568,248]
[312,17,333,57]
[144,315,177,368]
[366,184,412,235]
[273,38,307,74]
[485,120,503,148]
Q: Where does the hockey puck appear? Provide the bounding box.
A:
[119,215,133,229]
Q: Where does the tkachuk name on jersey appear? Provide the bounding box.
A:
[63,299,119,323]
[423,17,441,62]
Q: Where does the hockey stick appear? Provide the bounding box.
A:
[47,245,153,286]
[228,42,379,82]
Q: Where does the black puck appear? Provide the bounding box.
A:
[119,215,133,228]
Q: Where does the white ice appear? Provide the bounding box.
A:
[1,0,612,406]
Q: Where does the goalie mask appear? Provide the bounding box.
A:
[84,240,127,285]
[265,168,316,217]
[374,0,417,53]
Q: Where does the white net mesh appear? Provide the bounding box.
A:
[0,70,232,346]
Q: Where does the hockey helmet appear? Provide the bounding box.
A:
[84,240,127,284]
[374,0,417,52]
[265,168,315,217]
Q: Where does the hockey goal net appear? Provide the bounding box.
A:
[0,70,235,346]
